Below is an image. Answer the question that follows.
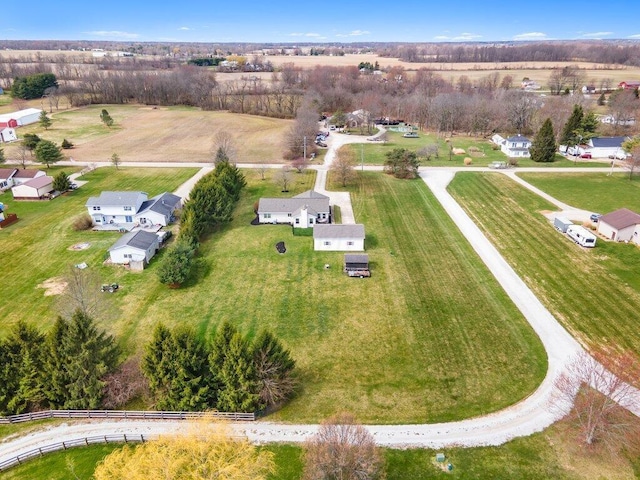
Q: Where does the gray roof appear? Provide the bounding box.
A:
[143,192,181,216]
[505,134,530,143]
[293,190,329,200]
[590,136,628,148]
[599,208,640,230]
[344,253,369,264]
[313,224,365,239]
[109,230,158,252]
[86,191,147,208]
[258,197,329,214]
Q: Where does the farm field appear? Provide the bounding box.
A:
[1,105,291,164]
[346,130,607,167]
[4,419,638,480]
[517,172,640,214]
[448,172,640,356]
[0,167,545,424]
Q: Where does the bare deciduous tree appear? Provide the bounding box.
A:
[330,148,357,187]
[275,166,292,192]
[622,136,640,180]
[303,413,385,480]
[211,130,237,164]
[257,165,268,181]
[552,351,640,451]
[57,266,108,320]
[102,357,150,409]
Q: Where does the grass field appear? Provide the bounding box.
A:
[344,130,608,167]
[2,105,291,164]
[448,172,640,355]
[518,172,640,213]
[3,419,638,480]
[0,167,545,424]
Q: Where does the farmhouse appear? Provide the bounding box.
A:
[108,230,160,266]
[585,136,629,158]
[0,168,18,190]
[257,190,330,228]
[313,224,365,251]
[0,127,17,143]
[11,176,54,200]
[0,108,43,128]
[500,134,531,158]
[86,191,181,229]
[12,169,46,185]
[597,208,640,244]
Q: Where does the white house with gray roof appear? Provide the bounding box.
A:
[257,190,330,228]
[500,134,531,158]
[108,230,160,265]
[86,191,181,229]
[313,224,365,251]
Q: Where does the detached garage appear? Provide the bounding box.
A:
[313,224,365,251]
[597,208,640,244]
[11,176,54,200]
[108,230,159,266]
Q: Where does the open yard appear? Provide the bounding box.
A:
[448,172,640,356]
[517,172,640,214]
[0,167,545,424]
[2,105,291,164]
[345,130,607,167]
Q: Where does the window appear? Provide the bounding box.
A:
[324,241,331,246]
[287,213,292,217]
[347,241,354,246]
[124,254,133,259]
[124,206,132,211]
[310,218,314,224]
[92,206,101,211]
[295,218,300,224]
[125,216,133,222]
[264,213,271,219]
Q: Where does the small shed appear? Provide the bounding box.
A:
[344,253,370,277]
[11,176,54,200]
[554,216,573,233]
[313,224,365,251]
[108,230,160,266]
[0,127,17,143]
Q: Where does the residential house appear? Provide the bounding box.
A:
[0,168,18,190]
[600,115,635,127]
[581,85,596,94]
[585,136,629,158]
[11,176,54,200]
[597,208,640,244]
[86,191,181,229]
[257,190,330,228]
[618,81,640,90]
[501,134,531,158]
[313,224,365,251]
[12,169,46,186]
[0,127,17,143]
[108,230,160,266]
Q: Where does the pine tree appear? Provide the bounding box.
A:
[560,104,583,146]
[39,110,52,130]
[597,92,606,106]
[43,317,71,408]
[252,330,297,410]
[216,332,258,412]
[100,109,114,127]
[531,118,557,163]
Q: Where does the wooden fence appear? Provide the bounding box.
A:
[0,409,255,424]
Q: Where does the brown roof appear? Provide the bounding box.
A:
[600,208,640,230]
[13,169,43,179]
[23,176,53,189]
[0,168,17,179]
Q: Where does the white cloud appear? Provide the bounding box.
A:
[86,30,140,39]
[336,30,371,37]
[289,32,321,37]
[629,33,640,38]
[178,26,191,31]
[432,33,481,41]
[513,32,547,40]
[581,31,612,38]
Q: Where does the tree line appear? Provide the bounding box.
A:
[143,322,297,413]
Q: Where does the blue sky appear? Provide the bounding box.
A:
[2,0,639,43]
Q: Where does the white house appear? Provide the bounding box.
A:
[257,190,330,228]
[108,230,160,265]
[585,136,630,158]
[0,127,17,143]
[12,169,46,186]
[11,176,54,200]
[313,224,365,251]
[597,208,640,244]
[501,134,531,158]
[0,108,42,128]
[0,168,18,190]
[86,191,181,229]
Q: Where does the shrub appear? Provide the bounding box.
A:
[72,214,93,231]
[508,157,519,167]
[464,157,473,165]
[61,138,74,149]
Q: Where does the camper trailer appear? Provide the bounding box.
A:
[554,216,573,233]
[566,225,596,248]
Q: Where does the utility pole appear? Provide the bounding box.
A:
[361,144,364,171]
[303,136,307,160]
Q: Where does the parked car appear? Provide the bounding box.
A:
[580,152,592,159]
[316,141,327,148]
[590,213,601,223]
[69,182,78,190]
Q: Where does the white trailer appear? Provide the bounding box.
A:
[554,216,573,233]
[566,225,596,248]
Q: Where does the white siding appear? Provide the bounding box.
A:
[109,244,157,265]
[314,237,364,251]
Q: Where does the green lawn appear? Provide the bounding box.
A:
[343,131,608,168]
[518,172,640,214]
[4,421,638,479]
[0,168,545,424]
[449,173,640,355]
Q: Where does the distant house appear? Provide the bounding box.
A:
[500,134,531,158]
[585,136,629,158]
[597,208,640,244]
[0,108,43,128]
[0,127,17,143]
[313,224,365,251]
[12,169,46,186]
[108,230,160,266]
[86,191,181,229]
[257,190,330,228]
[0,168,18,190]
[11,176,54,200]
[582,85,596,94]
[618,81,640,90]
[600,115,635,127]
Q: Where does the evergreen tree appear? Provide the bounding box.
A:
[560,104,583,146]
[0,146,5,164]
[39,110,52,130]
[252,330,297,410]
[43,317,71,408]
[100,109,114,127]
[156,241,196,287]
[169,328,211,411]
[22,133,41,153]
[216,332,259,412]
[530,118,557,163]
[34,139,63,168]
[53,171,71,192]
[214,146,229,164]
[597,93,606,106]
[61,138,74,149]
